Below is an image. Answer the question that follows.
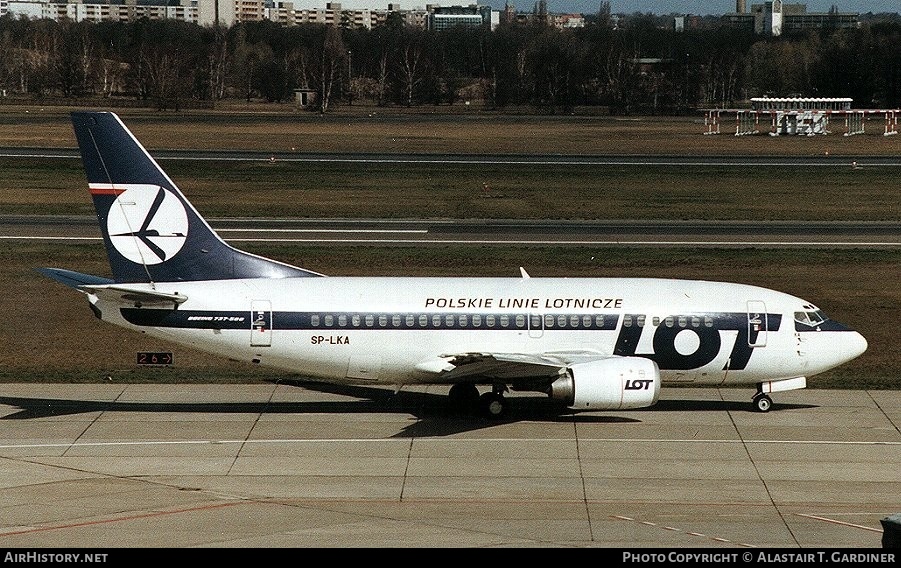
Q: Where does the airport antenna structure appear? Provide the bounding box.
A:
[703,97,899,137]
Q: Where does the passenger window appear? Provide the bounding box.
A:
[545,315,555,328]
[406,315,415,327]
[516,315,526,328]
[311,314,320,327]
[352,315,361,327]
[500,315,510,328]
[432,315,441,327]
[392,315,401,327]
[460,315,468,327]
[378,315,388,327]
[664,316,674,328]
[472,314,482,327]
[636,315,645,327]
[623,315,632,328]
[678,316,687,328]
[445,315,454,327]
[486,315,496,327]
[704,316,713,327]
[325,315,334,327]
[595,315,605,328]
[691,316,700,328]
[365,315,374,327]
[419,314,428,327]
[339,315,347,327]
[569,315,579,328]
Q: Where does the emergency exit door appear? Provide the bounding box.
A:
[251,300,272,347]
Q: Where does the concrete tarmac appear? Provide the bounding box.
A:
[0,382,897,549]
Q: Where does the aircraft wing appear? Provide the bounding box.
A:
[416,350,612,381]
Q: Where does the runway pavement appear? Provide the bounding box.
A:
[4,147,901,167]
[0,382,897,548]
[5,215,901,248]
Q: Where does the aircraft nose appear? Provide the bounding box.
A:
[833,330,868,366]
[847,331,868,361]
[802,328,868,375]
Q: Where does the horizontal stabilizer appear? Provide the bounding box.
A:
[82,285,188,307]
[37,268,114,289]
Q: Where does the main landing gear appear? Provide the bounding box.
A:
[479,389,507,419]
[448,383,508,419]
[448,383,479,412]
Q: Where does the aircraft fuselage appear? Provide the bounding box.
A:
[92,276,866,387]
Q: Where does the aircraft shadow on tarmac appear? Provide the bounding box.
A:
[0,380,816,438]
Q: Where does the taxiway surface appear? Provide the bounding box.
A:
[0,383,897,548]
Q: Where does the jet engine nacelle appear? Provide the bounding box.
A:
[550,357,661,410]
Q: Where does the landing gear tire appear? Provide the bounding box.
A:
[753,393,773,413]
[479,392,507,419]
[448,383,480,413]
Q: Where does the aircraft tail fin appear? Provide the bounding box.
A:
[70,111,321,283]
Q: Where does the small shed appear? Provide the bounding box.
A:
[294,88,318,108]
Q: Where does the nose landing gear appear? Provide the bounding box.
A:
[752,391,773,413]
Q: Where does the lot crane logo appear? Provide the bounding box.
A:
[105,184,188,265]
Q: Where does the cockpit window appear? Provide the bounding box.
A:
[794,309,828,327]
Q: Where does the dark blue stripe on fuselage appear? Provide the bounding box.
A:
[120,309,620,331]
[120,308,792,372]
[120,309,782,334]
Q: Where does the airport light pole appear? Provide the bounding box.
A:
[347,50,353,106]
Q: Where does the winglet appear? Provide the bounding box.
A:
[520,267,530,279]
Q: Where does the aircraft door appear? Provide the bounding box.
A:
[346,352,381,381]
[747,300,767,348]
[251,300,272,347]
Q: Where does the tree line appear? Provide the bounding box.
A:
[0,12,899,114]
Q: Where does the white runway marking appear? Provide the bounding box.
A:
[0,236,102,240]
[216,229,429,234]
[5,234,901,247]
[0,437,897,450]
[612,515,755,547]
[796,513,884,533]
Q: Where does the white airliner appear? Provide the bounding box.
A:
[40,111,868,418]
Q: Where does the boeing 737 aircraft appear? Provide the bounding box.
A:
[40,112,868,418]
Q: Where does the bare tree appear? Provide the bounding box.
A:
[317,26,346,113]
[398,42,423,107]
[207,24,229,101]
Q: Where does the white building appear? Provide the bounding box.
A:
[7,0,199,23]
[4,0,503,31]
